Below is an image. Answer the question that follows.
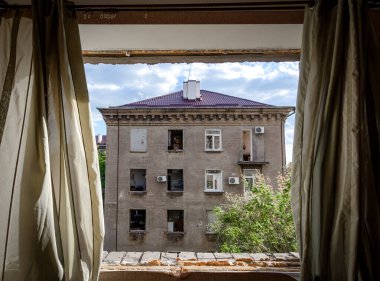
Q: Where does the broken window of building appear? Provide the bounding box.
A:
[167,210,184,232]
[205,129,222,151]
[205,170,223,191]
[130,128,147,152]
[168,130,183,151]
[205,210,217,233]
[243,169,260,194]
[130,209,146,231]
[167,169,184,191]
[242,130,252,161]
[130,169,146,191]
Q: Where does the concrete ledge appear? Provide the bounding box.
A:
[99,270,299,281]
[101,251,300,269]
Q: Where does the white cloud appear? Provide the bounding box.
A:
[87,83,121,91]
[278,62,299,77]
[85,62,299,157]
[286,144,293,163]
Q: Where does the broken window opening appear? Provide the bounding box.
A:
[130,209,146,231]
[168,130,183,151]
[130,169,146,191]
[242,130,252,161]
[167,210,184,232]
[167,169,184,191]
[205,129,222,151]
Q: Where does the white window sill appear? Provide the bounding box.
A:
[204,189,224,194]
[204,149,223,153]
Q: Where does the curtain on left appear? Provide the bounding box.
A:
[0,2,104,280]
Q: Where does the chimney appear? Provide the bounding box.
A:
[183,80,200,100]
[97,134,103,143]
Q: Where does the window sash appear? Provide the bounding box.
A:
[205,129,221,150]
[206,210,217,233]
[205,170,222,190]
[243,169,259,193]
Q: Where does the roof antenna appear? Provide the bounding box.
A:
[187,63,192,81]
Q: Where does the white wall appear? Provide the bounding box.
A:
[79,24,302,51]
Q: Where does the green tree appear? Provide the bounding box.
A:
[98,150,106,198]
[212,165,296,253]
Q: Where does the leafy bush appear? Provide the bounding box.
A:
[212,165,297,253]
[98,150,106,193]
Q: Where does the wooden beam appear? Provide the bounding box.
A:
[77,10,305,24]
[82,49,301,64]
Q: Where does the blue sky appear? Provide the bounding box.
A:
[85,62,298,162]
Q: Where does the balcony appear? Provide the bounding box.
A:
[238,150,268,166]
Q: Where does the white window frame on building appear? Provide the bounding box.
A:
[243,169,260,194]
[130,128,147,152]
[205,169,223,191]
[167,210,184,233]
[205,129,222,151]
[130,209,146,231]
[168,129,183,151]
[205,210,217,234]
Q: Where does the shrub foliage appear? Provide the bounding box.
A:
[212,166,297,253]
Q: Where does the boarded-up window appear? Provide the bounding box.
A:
[130,128,147,152]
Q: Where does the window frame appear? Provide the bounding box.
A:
[205,129,222,151]
[243,168,260,194]
[205,209,217,234]
[204,169,223,191]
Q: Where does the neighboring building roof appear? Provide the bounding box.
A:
[111,90,274,109]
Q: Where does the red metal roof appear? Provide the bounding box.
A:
[112,90,274,108]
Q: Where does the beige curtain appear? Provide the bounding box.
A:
[292,0,380,280]
[0,1,104,280]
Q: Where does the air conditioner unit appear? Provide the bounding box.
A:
[157,176,167,182]
[228,177,240,185]
[255,126,265,134]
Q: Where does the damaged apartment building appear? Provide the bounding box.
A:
[99,80,294,252]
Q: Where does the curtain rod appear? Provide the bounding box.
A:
[1,1,379,11]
